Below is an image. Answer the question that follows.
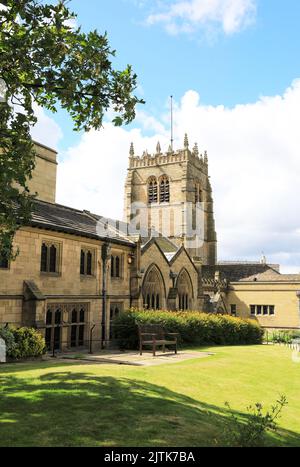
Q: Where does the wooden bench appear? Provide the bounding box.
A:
[137,324,179,356]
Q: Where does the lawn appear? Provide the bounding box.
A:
[0,345,300,447]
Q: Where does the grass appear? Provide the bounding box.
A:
[0,345,300,447]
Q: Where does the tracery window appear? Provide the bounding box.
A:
[111,255,121,278]
[177,269,193,311]
[45,307,62,351]
[80,248,94,276]
[142,266,165,310]
[70,306,85,347]
[160,176,170,203]
[40,241,61,274]
[148,177,158,204]
[45,304,88,351]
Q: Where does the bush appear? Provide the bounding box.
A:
[267,330,300,344]
[0,326,46,360]
[112,309,264,349]
[224,395,288,447]
[0,326,17,356]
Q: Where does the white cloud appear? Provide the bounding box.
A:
[31,105,63,150]
[56,125,170,219]
[146,0,256,36]
[55,80,300,272]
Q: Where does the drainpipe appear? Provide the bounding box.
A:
[296,291,300,327]
[101,241,111,349]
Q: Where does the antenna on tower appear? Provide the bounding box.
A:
[170,95,174,151]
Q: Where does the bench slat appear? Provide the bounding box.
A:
[137,323,179,356]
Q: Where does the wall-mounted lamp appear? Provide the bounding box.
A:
[127,253,135,264]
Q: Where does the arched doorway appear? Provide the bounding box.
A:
[142,265,166,310]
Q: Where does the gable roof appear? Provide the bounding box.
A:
[141,237,198,271]
[141,237,172,266]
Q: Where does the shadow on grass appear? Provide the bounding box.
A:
[0,364,299,447]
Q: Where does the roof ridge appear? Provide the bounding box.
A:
[34,199,90,216]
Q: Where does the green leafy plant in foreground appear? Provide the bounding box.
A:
[224,395,288,447]
[0,325,46,359]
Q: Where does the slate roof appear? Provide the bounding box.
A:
[202,263,280,282]
[202,262,300,283]
[239,270,300,282]
[30,200,134,246]
[154,237,178,253]
[141,236,179,262]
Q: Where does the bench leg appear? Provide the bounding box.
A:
[175,340,177,355]
[153,342,156,357]
[139,342,142,356]
[163,344,165,353]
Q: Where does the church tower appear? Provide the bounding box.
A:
[124,135,217,266]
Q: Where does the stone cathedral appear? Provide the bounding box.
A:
[0,136,299,352]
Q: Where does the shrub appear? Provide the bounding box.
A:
[224,395,288,447]
[0,326,46,360]
[112,309,264,349]
[267,330,300,344]
[0,326,17,357]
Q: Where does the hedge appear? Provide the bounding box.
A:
[0,326,46,360]
[112,310,264,349]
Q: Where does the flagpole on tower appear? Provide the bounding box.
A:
[170,95,174,151]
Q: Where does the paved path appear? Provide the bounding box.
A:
[58,350,214,367]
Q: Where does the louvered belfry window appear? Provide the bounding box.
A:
[148,177,158,204]
[160,176,170,203]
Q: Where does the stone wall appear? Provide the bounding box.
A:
[226,284,300,328]
[27,142,58,203]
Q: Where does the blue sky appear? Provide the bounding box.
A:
[33,1,300,271]
[52,0,300,151]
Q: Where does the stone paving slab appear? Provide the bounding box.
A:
[58,350,214,367]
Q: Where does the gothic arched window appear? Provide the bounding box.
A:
[177,269,193,311]
[86,251,92,276]
[80,249,94,276]
[115,256,120,278]
[80,250,85,275]
[70,306,86,348]
[160,176,170,203]
[195,183,202,204]
[41,243,48,272]
[49,245,57,273]
[111,255,122,278]
[40,241,60,274]
[142,265,165,311]
[148,177,158,204]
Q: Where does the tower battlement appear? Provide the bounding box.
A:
[128,135,208,175]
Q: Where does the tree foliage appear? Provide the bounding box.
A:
[0,0,143,259]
